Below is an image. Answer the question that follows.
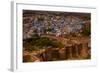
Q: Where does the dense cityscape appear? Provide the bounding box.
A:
[23,10,91,62]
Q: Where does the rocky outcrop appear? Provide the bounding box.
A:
[23,40,90,62]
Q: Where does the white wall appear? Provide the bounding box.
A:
[0,0,100,73]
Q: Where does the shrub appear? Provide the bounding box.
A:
[24,36,65,51]
[82,27,90,36]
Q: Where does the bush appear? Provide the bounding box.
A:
[24,36,65,51]
[82,28,90,36]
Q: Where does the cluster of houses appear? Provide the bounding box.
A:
[23,11,89,39]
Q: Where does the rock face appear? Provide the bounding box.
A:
[23,40,91,62]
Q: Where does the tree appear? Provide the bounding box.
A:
[82,27,90,36]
